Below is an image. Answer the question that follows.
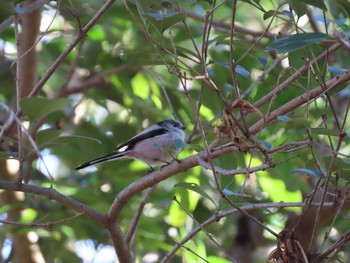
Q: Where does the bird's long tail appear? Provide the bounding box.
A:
[75,152,126,170]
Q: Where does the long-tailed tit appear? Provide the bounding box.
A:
[76,119,186,170]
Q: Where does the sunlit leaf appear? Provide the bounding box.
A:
[207,256,232,263]
[188,144,204,152]
[259,172,302,212]
[61,226,75,238]
[20,208,37,223]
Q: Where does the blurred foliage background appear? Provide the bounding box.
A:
[0,0,350,262]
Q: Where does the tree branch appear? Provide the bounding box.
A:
[250,69,350,134]
[108,145,238,221]
[0,180,107,225]
[160,201,339,263]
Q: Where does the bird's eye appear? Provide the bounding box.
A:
[173,122,181,128]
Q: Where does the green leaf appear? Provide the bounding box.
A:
[51,135,102,145]
[288,44,326,88]
[297,0,327,11]
[296,128,339,137]
[239,0,266,12]
[37,128,61,147]
[20,208,37,223]
[322,156,350,172]
[207,256,232,263]
[141,12,186,34]
[338,169,350,181]
[328,0,350,20]
[172,46,200,61]
[291,168,321,177]
[188,144,204,153]
[174,182,218,208]
[266,33,328,53]
[288,0,308,18]
[263,9,294,20]
[20,97,70,122]
[38,128,102,148]
[259,172,302,211]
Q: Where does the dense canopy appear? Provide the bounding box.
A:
[0,0,350,262]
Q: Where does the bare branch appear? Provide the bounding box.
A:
[161,202,339,263]
[0,213,84,228]
[0,180,106,225]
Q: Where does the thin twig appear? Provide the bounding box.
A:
[125,185,157,244]
[0,212,84,228]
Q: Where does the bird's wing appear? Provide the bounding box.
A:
[114,127,168,152]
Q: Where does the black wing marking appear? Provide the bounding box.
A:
[76,127,168,170]
[114,128,168,152]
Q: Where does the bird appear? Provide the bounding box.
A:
[75,119,186,171]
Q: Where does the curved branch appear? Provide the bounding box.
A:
[0,180,107,225]
[197,155,270,175]
[106,224,133,263]
[107,145,238,221]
